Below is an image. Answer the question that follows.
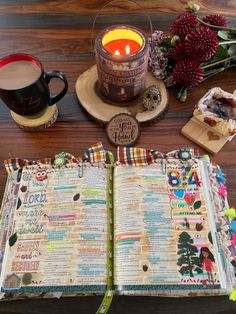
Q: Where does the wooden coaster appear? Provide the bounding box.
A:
[181,117,232,154]
[11,105,58,131]
[75,65,168,125]
[106,113,140,146]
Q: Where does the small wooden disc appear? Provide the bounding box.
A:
[106,113,140,146]
[11,105,58,131]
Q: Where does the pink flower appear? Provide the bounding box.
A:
[203,14,227,27]
[185,27,219,62]
[170,12,197,39]
[171,41,188,61]
[218,184,227,197]
[150,30,164,45]
[173,60,204,87]
[231,234,236,247]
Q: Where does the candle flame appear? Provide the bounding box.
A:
[125,45,130,55]
[114,49,120,56]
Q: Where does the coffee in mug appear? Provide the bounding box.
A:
[0,54,68,116]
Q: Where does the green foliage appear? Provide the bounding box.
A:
[195,267,203,274]
[179,266,190,276]
[228,44,236,57]
[9,232,17,247]
[17,198,22,210]
[177,255,188,266]
[177,87,188,102]
[201,46,229,68]
[193,200,202,210]
[192,256,203,268]
[213,46,229,60]
[22,273,32,285]
[177,248,186,255]
[177,232,202,278]
[218,30,230,40]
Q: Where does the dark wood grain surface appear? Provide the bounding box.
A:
[0,1,236,313]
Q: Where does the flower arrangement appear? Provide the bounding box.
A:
[149,2,236,101]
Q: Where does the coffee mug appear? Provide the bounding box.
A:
[0,53,68,116]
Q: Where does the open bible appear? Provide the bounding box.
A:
[0,143,235,304]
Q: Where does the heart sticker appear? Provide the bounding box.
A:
[173,189,185,199]
[207,131,220,141]
[184,193,196,205]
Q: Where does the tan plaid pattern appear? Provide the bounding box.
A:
[83,142,106,163]
[4,142,107,173]
[117,146,164,166]
[117,147,200,166]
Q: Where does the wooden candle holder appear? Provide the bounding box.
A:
[75,65,168,125]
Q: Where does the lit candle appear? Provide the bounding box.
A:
[95,25,149,103]
[102,28,142,57]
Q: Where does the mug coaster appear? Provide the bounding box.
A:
[11,105,58,132]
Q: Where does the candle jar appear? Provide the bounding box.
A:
[95,25,149,104]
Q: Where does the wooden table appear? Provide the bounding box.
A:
[0,1,236,313]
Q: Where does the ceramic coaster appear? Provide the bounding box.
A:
[11,105,58,131]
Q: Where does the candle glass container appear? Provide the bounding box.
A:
[95,25,149,104]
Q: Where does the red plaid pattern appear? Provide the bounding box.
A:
[4,157,53,173]
[4,158,28,173]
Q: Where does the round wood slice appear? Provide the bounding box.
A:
[11,105,58,131]
[75,65,168,124]
[107,113,140,146]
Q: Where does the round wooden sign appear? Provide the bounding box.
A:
[106,113,140,146]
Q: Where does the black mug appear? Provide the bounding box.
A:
[0,53,68,116]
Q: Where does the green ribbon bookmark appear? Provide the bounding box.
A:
[96,152,114,314]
